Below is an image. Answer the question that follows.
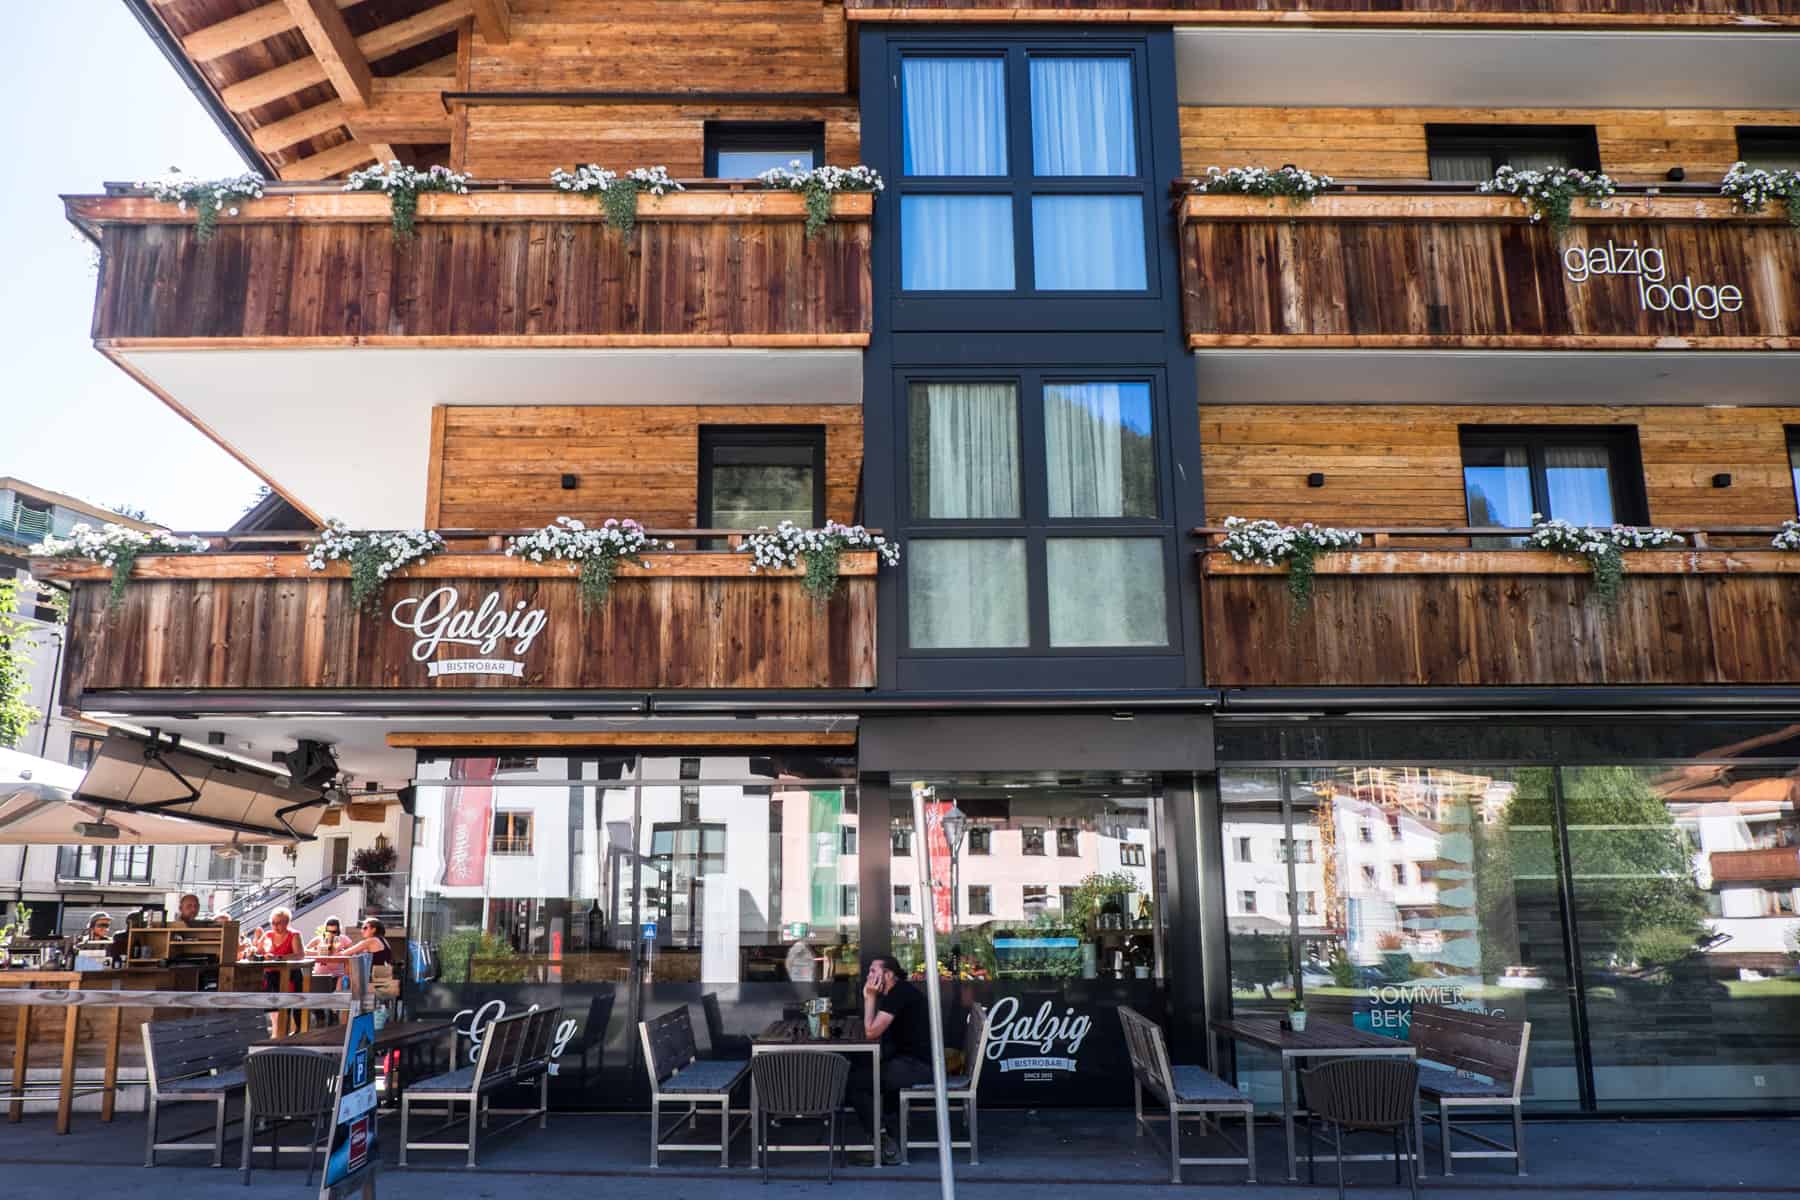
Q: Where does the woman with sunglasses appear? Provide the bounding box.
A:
[344,917,393,967]
[306,918,353,988]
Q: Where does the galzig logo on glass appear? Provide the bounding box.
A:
[1562,241,1744,321]
[390,586,547,678]
[454,999,578,1072]
[984,996,1092,1075]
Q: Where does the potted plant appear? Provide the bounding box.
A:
[1288,996,1309,1033]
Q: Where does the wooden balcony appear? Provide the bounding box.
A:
[1198,528,1800,687]
[845,0,1800,25]
[66,183,873,349]
[1710,846,1800,884]
[39,540,877,696]
[1181,190,1800,350]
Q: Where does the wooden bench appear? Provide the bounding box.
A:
[143,1012,268,1166]
[1409,1004,1531,1176]
[399,1007,558,1167]
[638,1005,749,1167]
[1119,1006,1256,1184]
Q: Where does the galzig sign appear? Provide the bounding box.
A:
[390,586,547,679]
[1562,240,1744,321]
[984,996,1092,1076]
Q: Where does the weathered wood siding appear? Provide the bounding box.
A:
[853,0,1799,20]
[1182,107,1800,181]
[1181,196,1800,347]
[1201,554,1800,686]
[60,566,877,696]
[87,207,872,344]
[432,404,864,528]
[1201,404,1800,528]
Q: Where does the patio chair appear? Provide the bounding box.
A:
[750,1051,851,1184]
[1301,1057,1422,1200]
[639,1006,750,1167]
[240,1048,337,1186]
[899,1003,989,1164]
[1119,1005,1255,1184]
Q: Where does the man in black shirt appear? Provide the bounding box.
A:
[850,955,934,1163]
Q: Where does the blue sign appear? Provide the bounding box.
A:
[641,921,658,942]
[320,1011,379,1198]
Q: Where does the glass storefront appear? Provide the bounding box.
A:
[1217,720,1800,1114]
[407,752,860,1109]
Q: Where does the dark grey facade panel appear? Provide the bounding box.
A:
[859,711,1214,772]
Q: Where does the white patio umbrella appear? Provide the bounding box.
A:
[0,733,327,845]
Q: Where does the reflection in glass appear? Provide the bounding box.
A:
[1463,443,1532,547]
[1031,195,1146,291]
[909,382,1021,520]
[902,196,1016,291]
[1044,382,1155,519]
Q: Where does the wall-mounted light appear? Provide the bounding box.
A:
[1306,472,1326,488]
[1712,473,1733,489]
[561,473,579,490]
[206,731,226,746]
[1666,167,1686,182]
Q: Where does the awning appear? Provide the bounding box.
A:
[0,733,327,845]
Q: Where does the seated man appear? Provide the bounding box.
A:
[849,955,933,1164]
[169,893,204,928]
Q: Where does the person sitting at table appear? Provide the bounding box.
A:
[170,893,204,928]
[850,955,934,1165]
[343,917,393,966]
[307,918,352,990]
[66,912,113,963]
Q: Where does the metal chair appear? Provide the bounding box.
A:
[240,1048,338,1187]
[750,1051,850,1184]
[1301,1058,1422,1200]
[899,1003,988,1164]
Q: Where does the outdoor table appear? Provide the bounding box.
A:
[1210,1016,1421,1182]
[254,1019,455,1108]
[751,1018,881,1167]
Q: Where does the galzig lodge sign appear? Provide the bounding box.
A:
[390,586,548,678]
[1562,240,1744,321]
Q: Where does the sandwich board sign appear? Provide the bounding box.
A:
[320,954,378,1199]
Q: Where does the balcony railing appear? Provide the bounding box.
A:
[66,179,873,349]
[1180,184,1800,350]
[1196,525,1800,687]
[845,0,1798,23]
[36,529,878,696]
[1710,846,1800,884]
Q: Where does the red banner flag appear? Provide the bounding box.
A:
[440,757,496,888]
[927,799,953,935]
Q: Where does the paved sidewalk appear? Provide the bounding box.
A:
[0,1108,1792,1199]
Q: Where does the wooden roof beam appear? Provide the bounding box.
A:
[281,139,380,181]
[284,0,373,105]
[251,81,451,153]
[182,0,371,63]
[221,0,473,114]
[470,0,510,44]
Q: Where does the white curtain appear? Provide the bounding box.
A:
[910,539,1029,648]
[1045,382,1152,518]
[903,57,1008,176]
[1545,445,1616,526]
[1030,57,1137,176]
[902,195,1015,291]
[1429,152,1496,182]
[1047,538,1167,647]
[1464,444,1533,547]
[913,382,1021,519]
[1031,195,1146,291]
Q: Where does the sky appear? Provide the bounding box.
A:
[0,6,262,529]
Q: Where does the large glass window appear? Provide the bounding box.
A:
[904,375,1171,654]
[109,845,152,884]
[1787,428,1800,515]
[1461,426,1645,543]
[1737,125,1800,171]
[699,426,825,534]
[705,121,825,178]
[897,49,1150,294]
[1426,124,1601,181]
[56,846,102,881]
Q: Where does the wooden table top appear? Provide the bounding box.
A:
[1210,1016,1416,1056]
[255,1018,454,1051]
[754,1018,873,1048]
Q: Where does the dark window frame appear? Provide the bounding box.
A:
[1425,123,1603,178]
[1056,826,1080,856]
[886,37,1163,317]
[109,845,153,884]
[57,845,103,882]
[1786,426,1800,517]
[968,884,993,915]
[1736,126,1800,169]
[966,825,991,855]
[698,425,828,534]
[704,121,827,178]
[1021,825,1046,856]
[1459,425,1650,527]
[899,367,1179,658]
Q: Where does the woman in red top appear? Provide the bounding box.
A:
[259,907,304,994]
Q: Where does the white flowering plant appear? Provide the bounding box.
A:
[737,521,900,604]
[1721,162,1800,229]
[1524,515,1682,609]
[1772,520,1800,551]
[551,165,683,236]
[344,162,471,242]
[506,516,670,610]
[1217,516,1362,619]
[140,170,265,243]
[31,523,210,607]
[1478,165,1616,233]
[1191,165,1334,203]
[757,162,885,238]
[305,520,446,611]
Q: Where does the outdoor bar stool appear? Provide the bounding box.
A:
[749,1051,850,1184]
[899,1003,989,1164]
[240,1048,338,1187]
[1301,1057,1422,1200]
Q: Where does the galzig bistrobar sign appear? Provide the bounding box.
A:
[1562,240,1744,321]
[985,996,1092,1077]
[390,586,547,678]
